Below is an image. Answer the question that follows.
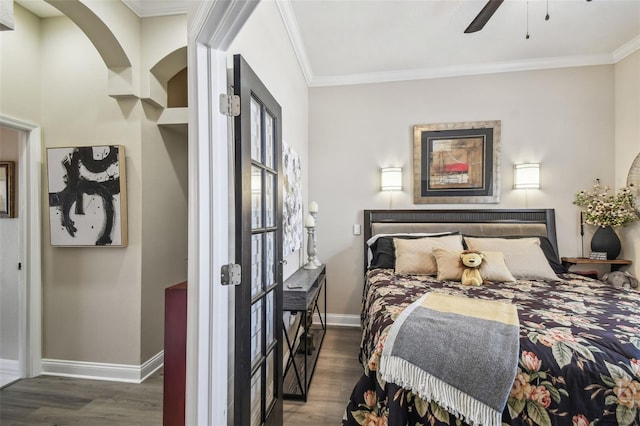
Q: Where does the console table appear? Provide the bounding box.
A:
[282,265,326,401]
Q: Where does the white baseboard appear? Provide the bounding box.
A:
[0,358,21,388]
[314,313,360,328]
[0,358,20,373]
[42,350,164,384]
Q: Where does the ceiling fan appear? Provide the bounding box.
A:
[464,0,504,33]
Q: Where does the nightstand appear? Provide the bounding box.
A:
[561,257,632,278]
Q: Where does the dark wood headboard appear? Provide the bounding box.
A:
[363,209,558,271]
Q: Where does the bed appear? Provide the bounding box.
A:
[342,209,640,426]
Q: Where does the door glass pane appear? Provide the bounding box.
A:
[250,300,263,368]
[266,289,274,346]
[265,232,275,288]
[265,112,274,168]
[251,167,262,229]
[250,368,262,426]
[251,234,263,297]
[265,173,275,227]
[251,97,262,162]
[266,350,275,411]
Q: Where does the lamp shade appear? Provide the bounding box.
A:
[381,167,402,191]
[514,163,540,189]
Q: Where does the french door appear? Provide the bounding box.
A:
[233,54,283,426]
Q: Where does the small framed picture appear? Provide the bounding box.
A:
[589,251,607,260]
[0,161,15,218]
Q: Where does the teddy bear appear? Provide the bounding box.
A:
[601,271,639,290]
[460,250,485,286]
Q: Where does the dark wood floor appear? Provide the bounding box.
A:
[0,326,363,426]
[283,326,362,425]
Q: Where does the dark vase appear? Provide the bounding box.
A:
[590,226,621,260]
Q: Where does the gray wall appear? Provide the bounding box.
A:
[309,65,617,318]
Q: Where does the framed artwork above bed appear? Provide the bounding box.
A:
[413,120,501,204]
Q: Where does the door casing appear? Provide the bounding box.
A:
[0,114,43,380]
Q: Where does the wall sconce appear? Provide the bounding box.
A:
[381,167,403,191]
[514,163,540,189]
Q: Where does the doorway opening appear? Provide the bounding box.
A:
[0,115,43,386]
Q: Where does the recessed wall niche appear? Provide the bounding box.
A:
[167,67,187,108]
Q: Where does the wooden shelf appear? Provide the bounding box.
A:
[561,257,632,274]
[561,257,631,266]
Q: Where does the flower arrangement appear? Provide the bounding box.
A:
[574,181,639,228]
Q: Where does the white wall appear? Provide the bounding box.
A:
[309,65,617,317]
[228,0,310,278]
[0,127,20,363]
[0,4,41,124]
[615,50,640,278]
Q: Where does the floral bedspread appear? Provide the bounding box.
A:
[342,269,640,426]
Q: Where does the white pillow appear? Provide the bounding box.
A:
[393,234,464,275]
[464,237,558,280]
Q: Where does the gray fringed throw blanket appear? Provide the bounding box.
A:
[379,292,520,426]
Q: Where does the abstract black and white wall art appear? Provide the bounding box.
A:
[282,141,302,257]
[47,145,128,247]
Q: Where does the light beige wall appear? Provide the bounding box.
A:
[309,66,616,317]
[615,50,640,278]
[3,3,189,367]
[228,0,310,278]
[139,14,189,363]
[140,14,187,104]
[0,4,41,123]
[140,115,188,361]
[40,15,143,364]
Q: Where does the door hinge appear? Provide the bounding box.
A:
[219,94,240,117]
[221,263,242,286]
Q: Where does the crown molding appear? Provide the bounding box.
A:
[121,0,186,18]
[309,54,615,87]
[275,0,313,85]
[613,35,640,63]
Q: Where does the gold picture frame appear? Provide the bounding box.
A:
[0,161,15,218]
[413,120,501,204]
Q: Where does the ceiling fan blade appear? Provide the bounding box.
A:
[464,0,504,33]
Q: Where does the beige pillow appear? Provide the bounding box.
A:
[464,237,558,280]
[432,248,516,282]
[393,234,464,275]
